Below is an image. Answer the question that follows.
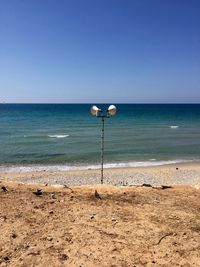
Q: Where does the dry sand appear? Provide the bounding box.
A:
[0,181,200,266]
[1,163,200,266]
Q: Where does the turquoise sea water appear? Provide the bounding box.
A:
[0,104,200,170]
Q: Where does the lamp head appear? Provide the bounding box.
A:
[90,105,102,116]
[107,105,117,116]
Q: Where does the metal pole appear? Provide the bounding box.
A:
[100,116,105,184]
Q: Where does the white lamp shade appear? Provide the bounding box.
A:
[90,105,101,116]
[107,105,117,116]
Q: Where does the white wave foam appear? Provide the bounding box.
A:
[170,126,179,129]
[0,159,195,173]
[48,134,69,138]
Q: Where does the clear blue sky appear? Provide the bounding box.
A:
[0,0,200,103]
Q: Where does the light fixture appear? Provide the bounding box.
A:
[90,105,101,116]
[90,104,117,184]
[107,105,117,116]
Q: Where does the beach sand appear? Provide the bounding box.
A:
[1,162,200,187]
[1,163,200,266]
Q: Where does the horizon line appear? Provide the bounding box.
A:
[1,102,200,105]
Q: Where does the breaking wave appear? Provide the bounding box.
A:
[48,134,69,138]
[170,126,179,129]
[0,159,195,173]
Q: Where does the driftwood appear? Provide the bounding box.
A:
[156,232,174,245]
[161,185,172,190]
[63,185,74,192]
[142,183,152,187]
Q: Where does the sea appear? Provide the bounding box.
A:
[0,104,200,172]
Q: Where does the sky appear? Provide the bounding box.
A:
[0,0,200,103]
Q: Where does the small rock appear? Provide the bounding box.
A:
[11,233,17,239]
[60,254,69,261]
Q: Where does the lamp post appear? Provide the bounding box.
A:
[90,105,117,184]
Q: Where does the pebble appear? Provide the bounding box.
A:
[3,167,200,187]
[3,256,10,261]
[11,233,17,239]
[59,254,69,261]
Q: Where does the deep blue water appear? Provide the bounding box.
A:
[0,104,200,169]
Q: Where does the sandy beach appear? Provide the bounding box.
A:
[1,162,200,187]
[0,163,200,266]
[0,180,200,266]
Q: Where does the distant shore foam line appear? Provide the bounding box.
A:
[170,126,179,129]
[0,159,195,173]
[48,134,69,138]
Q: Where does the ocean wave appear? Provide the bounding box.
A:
[170,126,179,129]
[0,159,195,173]
[48,134,69,138]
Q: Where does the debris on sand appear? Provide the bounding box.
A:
[94,190,102,199]
[1,186,8,192]
[63,185,74,192]
[142,183,152,187]
[59,254,69,261]
[32,189,43,196]
[11,233,17,239]
[156,232,174,245]
[50,192,56,199]
[161,185,172,190]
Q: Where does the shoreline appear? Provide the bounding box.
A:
[0,159,199,172]
[1,162,200,187]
